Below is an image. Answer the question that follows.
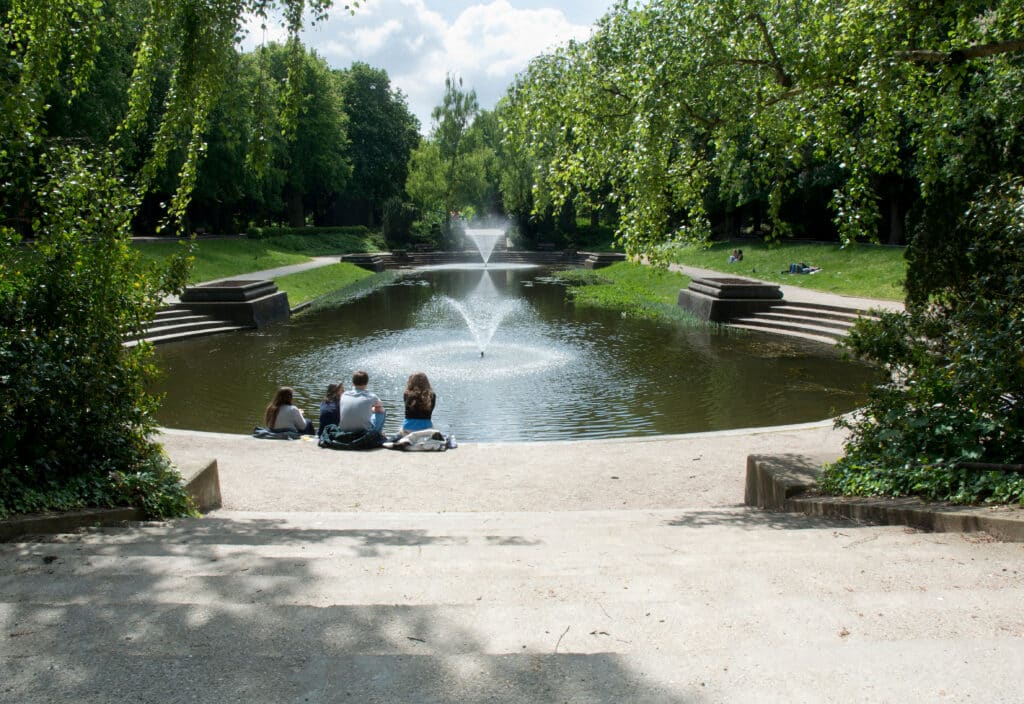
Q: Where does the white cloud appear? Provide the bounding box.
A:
[246,0,603,132]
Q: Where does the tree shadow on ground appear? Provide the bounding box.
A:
[0,515,705,704]
[664,507,862,531]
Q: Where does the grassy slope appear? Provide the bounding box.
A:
[133,231,381,283]
[275,263,375,307]
[665,240,906,300]
[556,261,697,323]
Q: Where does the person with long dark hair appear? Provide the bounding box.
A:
[264,386,314,435]
[317,382,343,437]
[401,372,436,436]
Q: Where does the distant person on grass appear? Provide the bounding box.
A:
[338,370,386,438]
[787,262,821,274]
[728,249,744,263]
[265,386,315,435]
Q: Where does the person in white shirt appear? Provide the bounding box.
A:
[338,370,386,435]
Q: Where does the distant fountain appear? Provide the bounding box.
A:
[464,227,505,265]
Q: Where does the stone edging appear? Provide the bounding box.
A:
[745,454,1024,542]
[0,458,221,542]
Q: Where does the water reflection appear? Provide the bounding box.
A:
[152,266,878,441]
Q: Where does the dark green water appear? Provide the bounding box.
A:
[152,265,878,441]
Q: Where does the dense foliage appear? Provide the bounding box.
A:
[502,0,1024,503]
[822,178,1024,504]
[0,0,348,518]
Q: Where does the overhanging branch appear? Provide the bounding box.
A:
[896,39,1024,63]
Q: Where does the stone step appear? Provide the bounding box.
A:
[125,305,247,346]
[745,311,855,331]
[726,317,846,343]
[124,324,246,347]
[773,301,884,321]
[4,508,1022,702]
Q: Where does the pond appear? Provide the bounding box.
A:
[152,265,878,441]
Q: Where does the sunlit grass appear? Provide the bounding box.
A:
[133,230,381,283]
[555,261,699,323]
[274,263,378,307]
[663,239,906,300]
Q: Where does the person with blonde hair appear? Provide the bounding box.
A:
[264,386,314,434]
[401,372,436,436]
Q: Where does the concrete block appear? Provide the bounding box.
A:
[180,458,222,513]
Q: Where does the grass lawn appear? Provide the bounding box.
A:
[275,263,376,307]
[664,239,907,301]
[133,230,382,283]
[555,261,698,323]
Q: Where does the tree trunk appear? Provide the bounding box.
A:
[888,184,904,245]
[287,193,304,228]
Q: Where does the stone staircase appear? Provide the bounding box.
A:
[3,504,1022,702]
[726,300,881,345]
[123,306,246,347]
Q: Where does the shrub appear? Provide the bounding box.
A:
[823,177,1024,505]
[381,197,417,248]
[0,148,194,520]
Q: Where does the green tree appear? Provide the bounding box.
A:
[335,62,420,226]
[503,0,1024,501]
[0,0,347,518]
[406,74,498,247]
[254,42,350,227]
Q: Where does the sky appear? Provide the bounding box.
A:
[244,0,613,133]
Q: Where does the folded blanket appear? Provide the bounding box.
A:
[253,426,302,440]
[385,428,448,452]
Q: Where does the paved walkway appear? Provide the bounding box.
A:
[4,422,1022,703]
[201,256,342,284]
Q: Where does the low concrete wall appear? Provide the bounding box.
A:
[0,507,144,542]
[1,458,222,541]
[745,454,1024,542]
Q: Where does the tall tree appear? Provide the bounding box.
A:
[406,74,493,247]
[335,62,420,226]
[432,74,479,221]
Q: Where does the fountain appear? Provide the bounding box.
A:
[463,227,505,265]
[152,266,879,441]
[435,272,524,355]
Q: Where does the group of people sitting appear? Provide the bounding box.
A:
[260,369,447,450]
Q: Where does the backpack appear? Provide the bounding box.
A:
[317,424,384,451]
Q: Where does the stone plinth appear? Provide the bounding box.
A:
[581,251,627,269]
[677,276,782,322]
[342,253,387,272]
[178,279,289,328]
